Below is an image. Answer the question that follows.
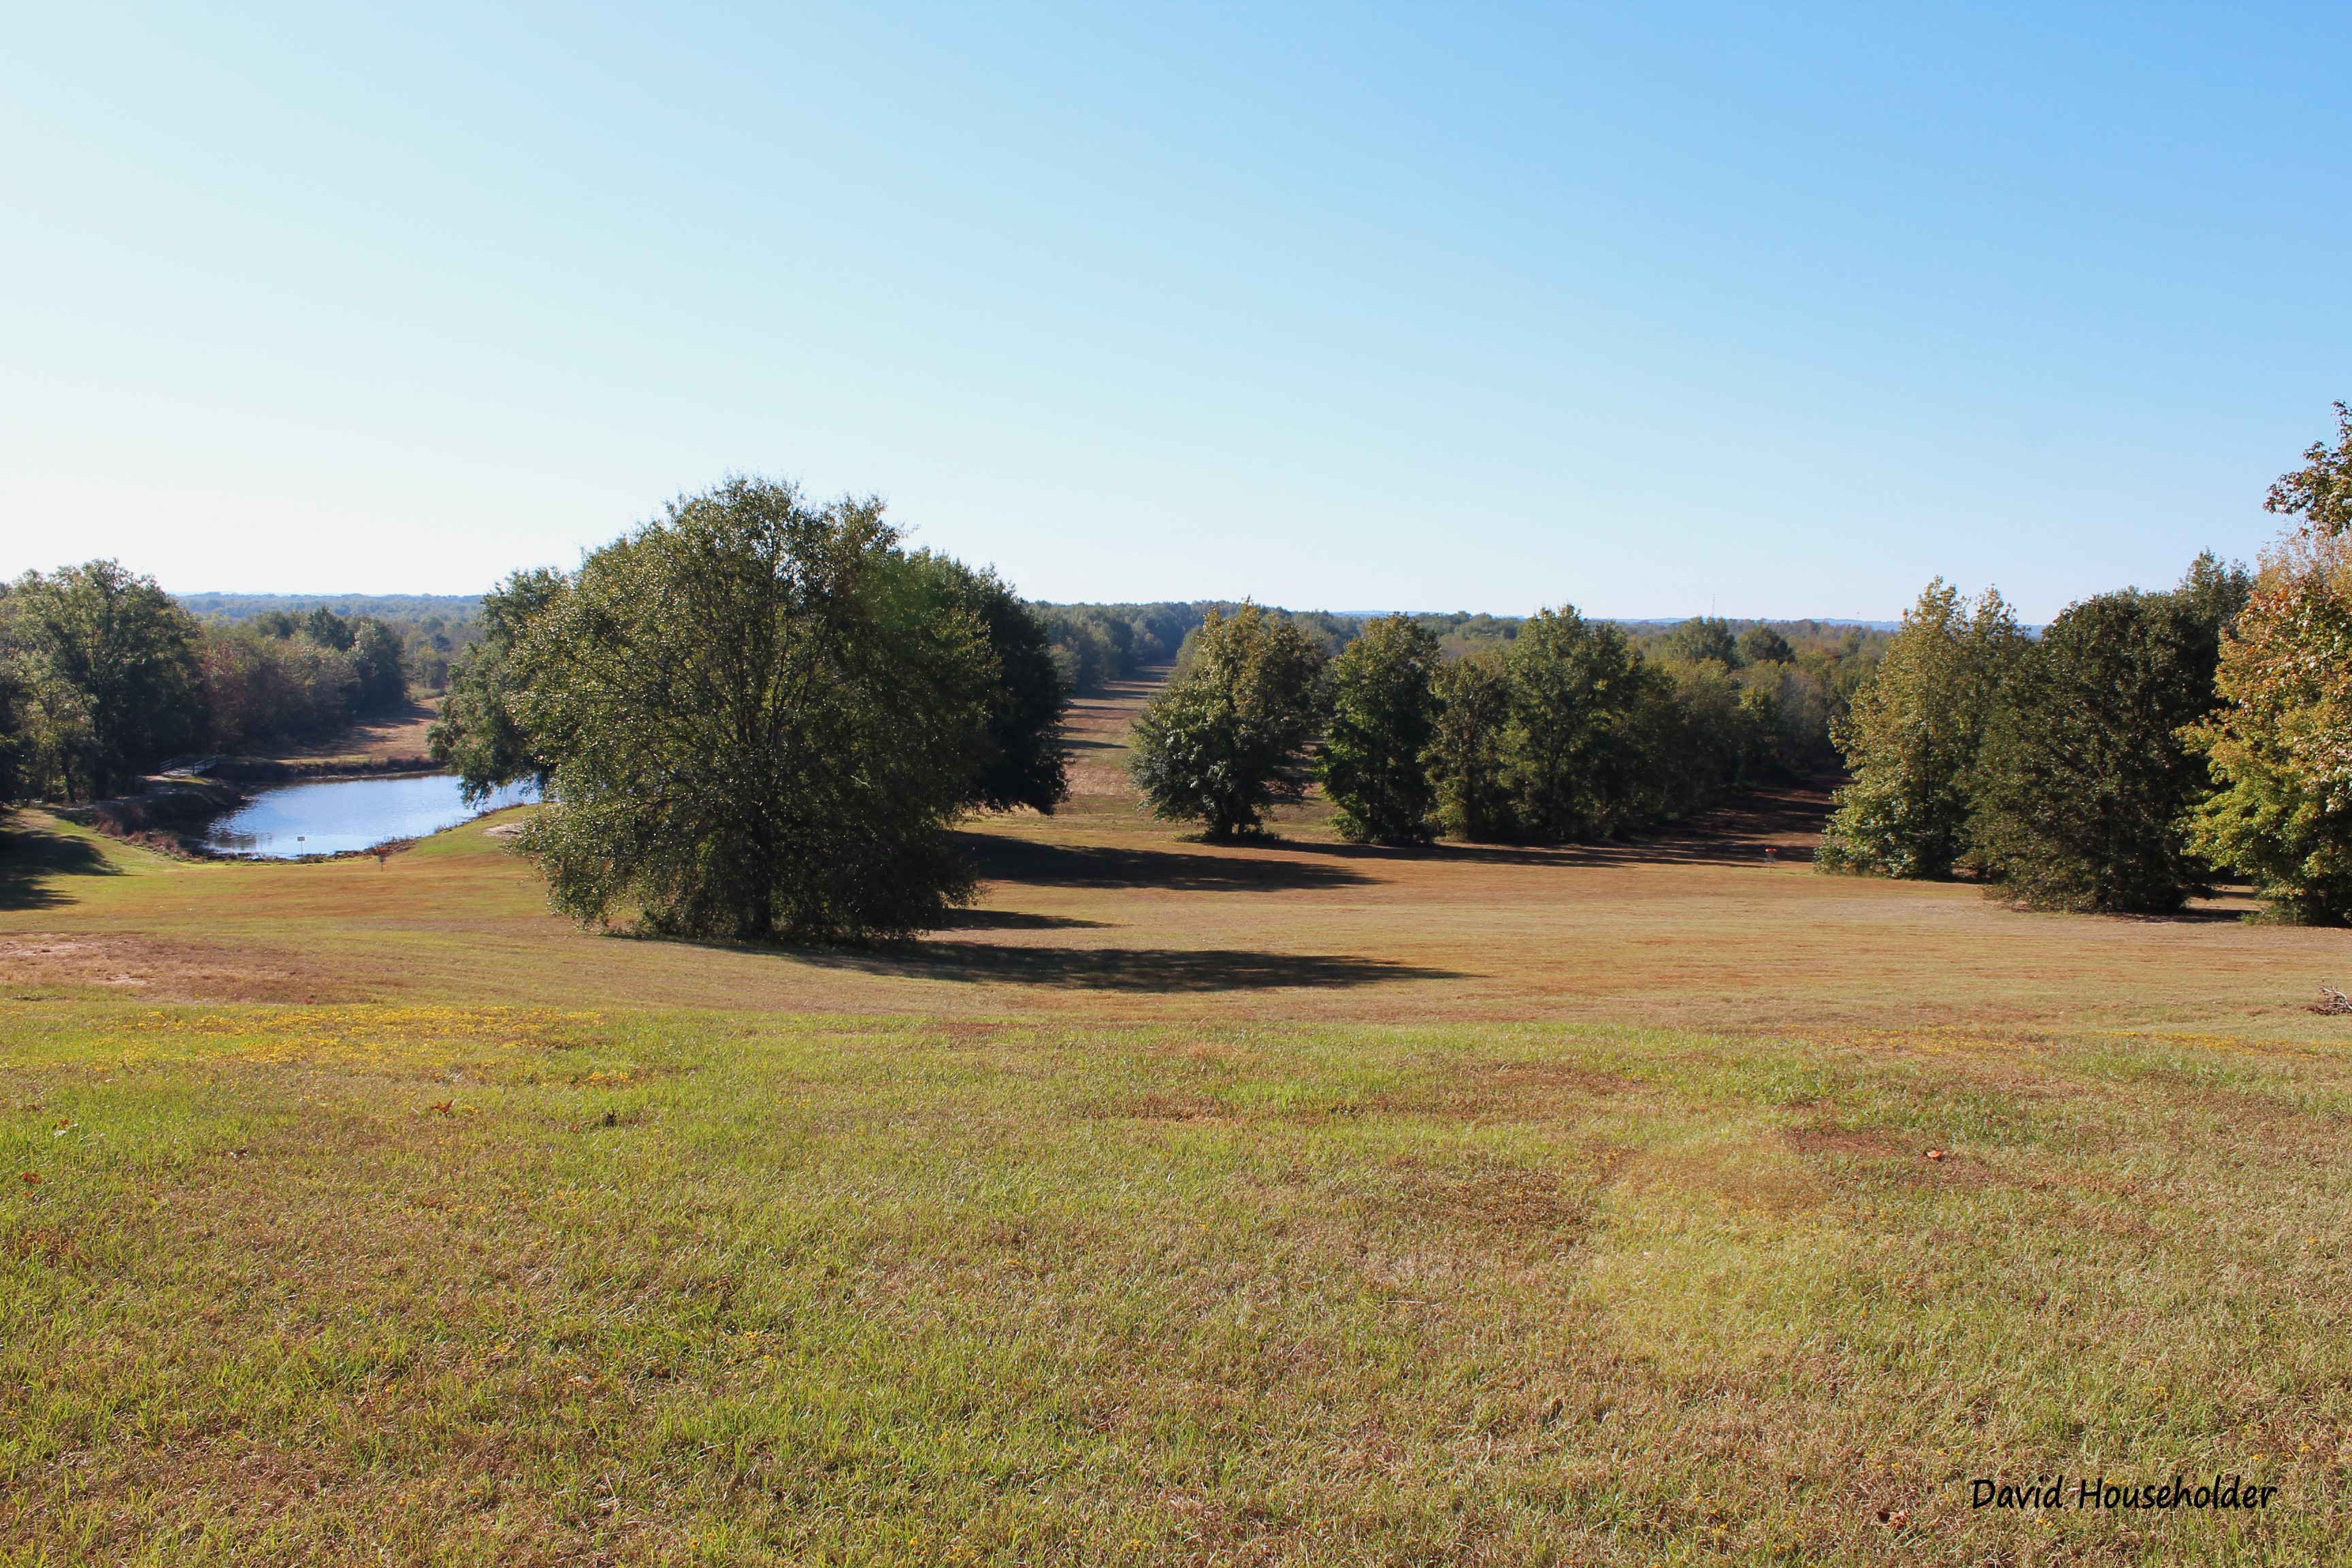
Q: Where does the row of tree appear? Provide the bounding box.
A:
[0,565,412,801]
[1032,603,1204,692]
[1126,600,1843,845]
[1822,404,2352,922]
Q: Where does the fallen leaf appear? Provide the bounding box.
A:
[20,1172,40,1186]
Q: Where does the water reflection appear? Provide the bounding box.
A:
[202,774,540,858]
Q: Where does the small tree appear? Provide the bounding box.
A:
[507,478,998,942]
[1428,649,1514,841]
[1816,581,2025,878]
[1320,614,1441,845]
[5,560,201,799]
[1972,560,2248,912]
[431,566,571,799]
[1128,603,1325,838]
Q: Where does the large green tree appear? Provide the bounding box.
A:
[1972,558,2249,912]
[1320,614,1442,845]
[1501,607,1659,842]
[499,478,1001,942]
[4,560,201,800]
[1428,649,1514,842]
[909,553,1070,814]
[1816,581,2025,878]
[1128,603,1326,839]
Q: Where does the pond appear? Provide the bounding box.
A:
[201,774,540,859]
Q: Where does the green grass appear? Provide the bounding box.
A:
[5,1001,2346,1564]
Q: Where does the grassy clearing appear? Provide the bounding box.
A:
[3,674,2351,1561]
[4,1002,2348,1564]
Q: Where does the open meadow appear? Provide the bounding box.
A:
[3,676,2350,1565]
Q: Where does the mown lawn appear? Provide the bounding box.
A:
[4,1000,2345,1564]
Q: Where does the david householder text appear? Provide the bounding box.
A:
[1972,1474,2278,1512]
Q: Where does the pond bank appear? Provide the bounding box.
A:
[46,768,535,862]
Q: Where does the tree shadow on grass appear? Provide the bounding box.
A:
[797,943,1468,992]
[933,908,1111,932]
[0,821,121,911]
[1277,784,1837,870]
[960,834,1376,892]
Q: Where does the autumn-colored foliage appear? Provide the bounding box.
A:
[2188,529,2352,922]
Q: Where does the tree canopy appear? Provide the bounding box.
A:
[3,561,202,800]
[2187,528,2352,923]
[1972,559,2248,912]
[1816,581,2025,879]
[432,478,1064,943]
[1320,615,1442,845]
[1128,603,1326,839]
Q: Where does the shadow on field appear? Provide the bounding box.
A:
[0,822,120,911]
[962,834,1376,891]
[1279,784,1835,870]
[934,908,1111,932]
[802,943,1465,992]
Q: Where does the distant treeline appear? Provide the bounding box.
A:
[177,592,487,691]
[0,566,419,800]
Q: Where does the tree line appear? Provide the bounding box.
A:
[182,593,488,691]
[1820,404,2352,924]
[1127,600,1870,845]
[0,565,413,801]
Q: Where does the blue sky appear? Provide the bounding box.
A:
[4,3,2347,620]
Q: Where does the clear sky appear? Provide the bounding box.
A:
[4,3,2347,621]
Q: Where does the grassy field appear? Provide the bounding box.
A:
[3,676,2349,1564]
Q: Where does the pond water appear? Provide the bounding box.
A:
[201,774,540,859]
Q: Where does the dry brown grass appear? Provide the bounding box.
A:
[2,674,2340,1041]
